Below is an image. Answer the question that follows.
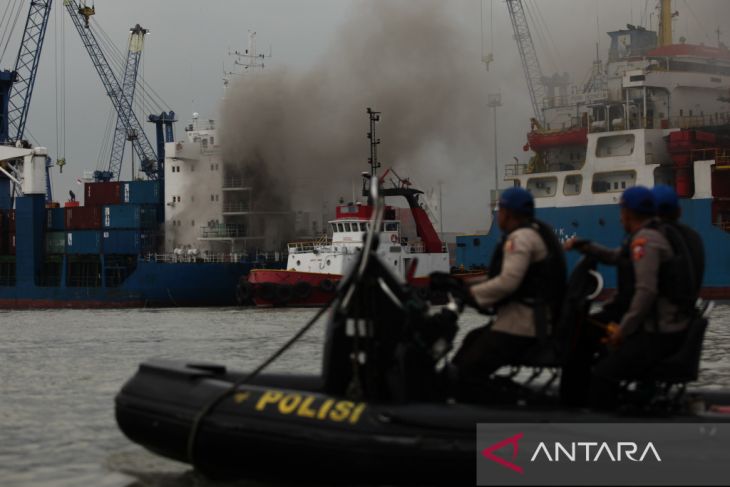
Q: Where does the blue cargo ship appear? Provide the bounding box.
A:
[0,175,269,308]
[456,17,730,299]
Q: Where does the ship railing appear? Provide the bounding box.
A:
[287,236,331,254]
[222,177,249,189]
[222,202,252,213]
[694,148,730,165]
[504,163,528,177]
[667,112,730,131]
[143,253,246,264]
[199,224,248,238]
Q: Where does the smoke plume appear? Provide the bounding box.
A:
[221,0,492,230]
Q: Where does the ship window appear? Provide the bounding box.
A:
[343,223,352,232]
[191,220,195,227]
[385,222,398,232]
[563,175,582,196]
[473,238,480,247]
[592,171,636,193]
[526,176,558,197]
[360,222,367,231]
[595,134,635,157]
[210,137,215,145]
[337,223,344,232]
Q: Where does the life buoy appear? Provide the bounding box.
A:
[275,284,293,304]
[390,234,398,244]
[319,279,335,293]
[293,281,312,300]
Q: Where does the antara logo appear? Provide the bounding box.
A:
[481,433,662,474]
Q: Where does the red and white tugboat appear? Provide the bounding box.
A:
[247,108,453,307]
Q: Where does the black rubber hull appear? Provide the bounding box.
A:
[115,360,730,485]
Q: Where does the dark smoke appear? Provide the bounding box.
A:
[220,0,491,228]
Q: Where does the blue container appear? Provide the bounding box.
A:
[47,208,65,230]
[121,181,160,205]
[102,230,155,255]
[66,231,102,254]
[103,205,158,229]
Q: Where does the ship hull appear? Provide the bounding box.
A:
[0,260,255,309]
[247,269,485,307]
[248,269,343,307]
[456,198,730,298]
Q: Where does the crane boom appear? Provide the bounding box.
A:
[6,0,53,143]
[108,24,147,180]
[63,0,159,179]
[505,0,546,125]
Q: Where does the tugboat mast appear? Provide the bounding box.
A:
[366,107,381,178]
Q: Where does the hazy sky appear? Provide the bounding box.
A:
[3,0,729,231]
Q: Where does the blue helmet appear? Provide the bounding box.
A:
[652,184,680,216]
[499,187,534,217]
[620,186,655,215]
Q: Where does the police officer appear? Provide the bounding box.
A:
[452,187,566,386]
[565,186,693,409]
[653,184,705,294]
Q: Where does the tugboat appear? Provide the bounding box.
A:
[116,162,730,485]
[244,109,459,307]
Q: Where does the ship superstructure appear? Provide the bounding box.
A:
[457,0,730,298]
[163,114,292,258]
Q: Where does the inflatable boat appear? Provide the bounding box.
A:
[116,184,730,485]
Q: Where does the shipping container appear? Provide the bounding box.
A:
[85,181,121,206]
[47,208,65,230]
[102,230,155,255]
[66,231,102,254]
[46,232,66,254]
[65,206,102,230]
[102,205,158,229]
[121,180,160,205]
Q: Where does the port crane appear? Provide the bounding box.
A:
[505,0,547,126]
[104,24,148,182]
[63,0,161,180]
[0,0,53,201]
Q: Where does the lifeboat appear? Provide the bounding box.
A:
[526,126,588,152]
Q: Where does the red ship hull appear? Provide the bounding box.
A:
[246,269,486,307]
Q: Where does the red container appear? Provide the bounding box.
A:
[65,206,102,230]
[85,182,121,206]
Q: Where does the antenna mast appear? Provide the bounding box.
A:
[366,107,381,178]
[224,31,270,88]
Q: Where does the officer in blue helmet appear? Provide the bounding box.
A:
[565,186,694,409]
[451,187,566,393]
[653,184,705,294]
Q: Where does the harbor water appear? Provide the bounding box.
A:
[1,305,729,487]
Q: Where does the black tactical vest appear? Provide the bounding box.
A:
[612,220,698,316]
[488,219,567,338]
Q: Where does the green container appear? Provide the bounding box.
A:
[46,232,66,254]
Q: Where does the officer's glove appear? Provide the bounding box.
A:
[429,272,478,311]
